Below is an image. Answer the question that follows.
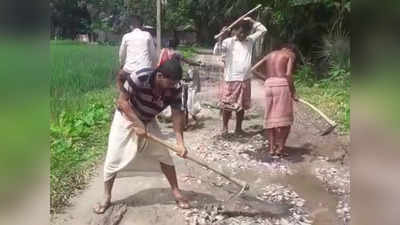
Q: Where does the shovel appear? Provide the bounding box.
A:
[146,133,250,200]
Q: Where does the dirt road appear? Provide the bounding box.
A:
[51,52,350,225]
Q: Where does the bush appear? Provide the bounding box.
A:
[295,63,316,87]
[316,29,350,72]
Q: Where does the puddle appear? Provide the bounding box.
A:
[271,171,339,225]
[231,167,339,225]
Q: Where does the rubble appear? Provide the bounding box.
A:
[180,184,312,225]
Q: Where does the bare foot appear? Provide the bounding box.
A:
[234,129,246,135]
[269,148,276,156]
[275,147,289,158]
[93,198,111,214]
[172,189,190,209]
[269,144,278,156]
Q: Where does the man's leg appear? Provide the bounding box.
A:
[222,109,231,134]
[93,175,116,214]
[235,109,245,133]
[160,162,190,209]
[266,128,276,155]
[184,108,189,130]
[276,126,291,157]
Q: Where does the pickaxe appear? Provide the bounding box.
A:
[214,4,264,40]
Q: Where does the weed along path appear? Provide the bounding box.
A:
[51,52,350,225]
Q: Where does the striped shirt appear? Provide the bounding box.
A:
[122,68,182,123]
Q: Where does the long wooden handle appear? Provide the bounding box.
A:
[146,133,246,188]
[299,98,336,126]
[214,4,262,39]
[250,56,267,72]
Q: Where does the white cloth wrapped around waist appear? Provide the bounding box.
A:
[103,111,174,182]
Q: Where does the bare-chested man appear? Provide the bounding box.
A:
[252,44,298,157]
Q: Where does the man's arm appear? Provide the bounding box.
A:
[116,70,129,95]
[285,55,298,101]
[171,108,187,158]
[117,92,146,136]
[119,35,127,69]
[253,70,266,81]
[214,27,231,56]
[214,26,230,55]
[244,17,267,42]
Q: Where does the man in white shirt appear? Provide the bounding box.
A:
[214,17,267,134]
[119,16,157,76]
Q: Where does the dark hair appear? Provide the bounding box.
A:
[130,15,143,28]
[279,43,297,52]
[282,43,300,61]
[235,20,252,34]
[157,57,182,81]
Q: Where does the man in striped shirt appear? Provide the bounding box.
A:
[94,58,190,214]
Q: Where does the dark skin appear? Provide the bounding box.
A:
[94,72,189,214]
[252,48,298,157]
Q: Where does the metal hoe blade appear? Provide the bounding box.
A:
[224,183,250,202]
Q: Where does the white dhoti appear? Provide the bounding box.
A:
[104,111,174,182]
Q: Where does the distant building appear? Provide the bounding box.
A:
[76,34,90,43]
[176,24,197,45]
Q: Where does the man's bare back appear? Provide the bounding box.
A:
[265,49,295,79]
[252,47,297,100]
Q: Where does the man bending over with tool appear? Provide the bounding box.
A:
[252,44,299,158]
[93,57,190,214]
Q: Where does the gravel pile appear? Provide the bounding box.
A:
[194,133,293,176]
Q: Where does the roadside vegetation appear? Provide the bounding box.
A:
[50,41,118,212]
[295,30,350,133]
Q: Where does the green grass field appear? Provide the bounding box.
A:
[51,41,118,118]
[50,41,118,212]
